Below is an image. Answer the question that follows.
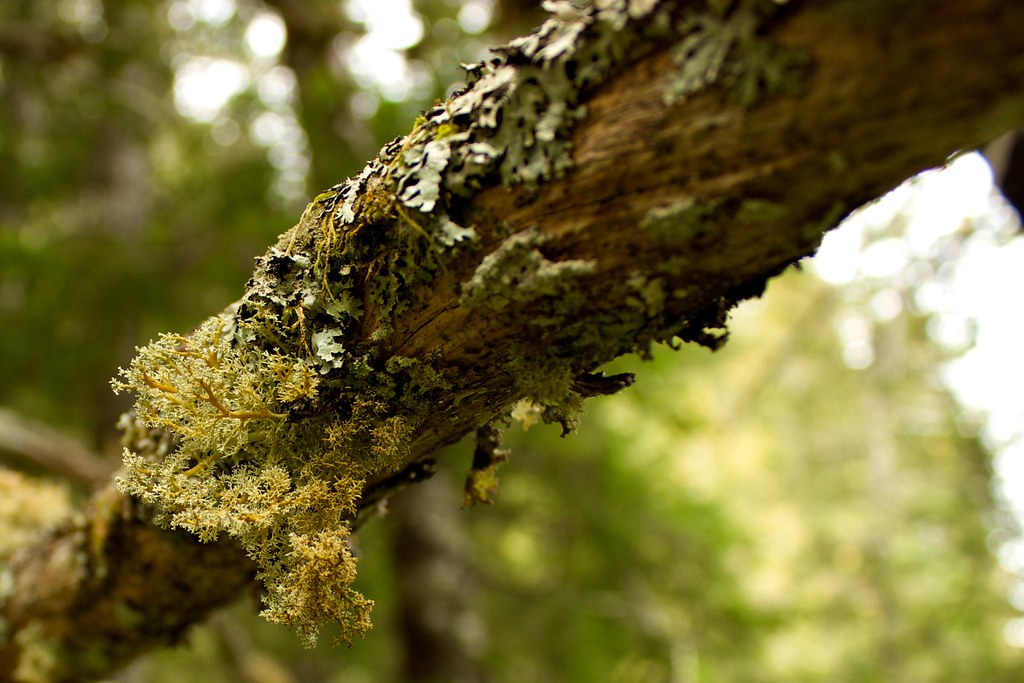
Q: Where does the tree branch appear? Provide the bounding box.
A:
[0,409,113,488]
[2,1,1024,680]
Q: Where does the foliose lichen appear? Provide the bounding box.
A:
[665,0,804,108]
[641,198,723,242]
[459,228,595,310]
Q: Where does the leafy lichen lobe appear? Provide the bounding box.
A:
[665,0,804,108]
[460,229,595,310]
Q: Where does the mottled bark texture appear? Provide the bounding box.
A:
[3,1,1024,680]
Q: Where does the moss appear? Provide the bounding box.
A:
[626,273,668,316]
[507,345,577,409]
[477,334,586,434]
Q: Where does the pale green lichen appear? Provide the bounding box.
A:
[113,315,405,646]
[737,197,790,223]
[641,198,722,242]
[395,138,453,213]
[459,229,595,310]
[665,0,804,107]
[311,329,347,372]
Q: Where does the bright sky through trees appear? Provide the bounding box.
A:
[815,153,1024,645]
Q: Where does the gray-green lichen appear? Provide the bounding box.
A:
[460,229,595,310]
[665,0,804,107]
[737,197,789,223]
[386,0,675,202]
[641,198,722,242]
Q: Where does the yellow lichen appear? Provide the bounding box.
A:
[0,470,72,560]
[112,313,402,646]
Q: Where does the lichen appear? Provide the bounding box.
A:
[459,228,595,310]
[112,315,400,646]
[463,423,510,508]
[665,0,804,108]
[641,198,722,242]
[0,471,72,561]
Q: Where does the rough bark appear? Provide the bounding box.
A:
[2,1,1024,680]
[0,410,113,488]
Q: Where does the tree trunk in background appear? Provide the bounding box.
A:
[391,477,488,683]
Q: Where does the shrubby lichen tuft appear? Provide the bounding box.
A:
[113,313,412,646]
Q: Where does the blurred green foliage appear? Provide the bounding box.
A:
[1,1,1022,681]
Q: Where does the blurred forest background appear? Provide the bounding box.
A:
[3,1,1024,681]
